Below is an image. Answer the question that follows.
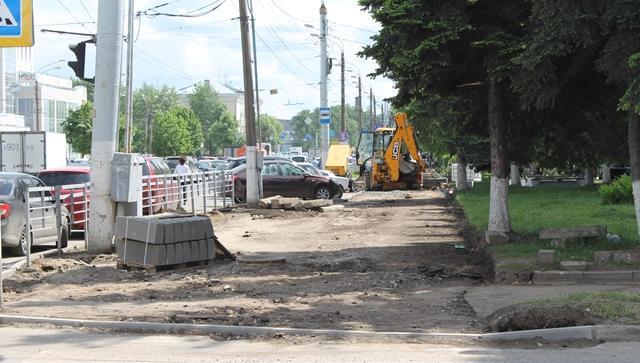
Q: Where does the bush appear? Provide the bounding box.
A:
[599,175,633,204]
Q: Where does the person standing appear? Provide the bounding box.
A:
[174,156,190,205]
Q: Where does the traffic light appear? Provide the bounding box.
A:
[68,41,87,79]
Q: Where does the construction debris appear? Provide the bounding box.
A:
[259,196,334,211]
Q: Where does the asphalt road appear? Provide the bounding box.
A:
[1,326,638,363]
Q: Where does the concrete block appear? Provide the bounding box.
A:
[593,251,614,264]
[319,205,345,212]
[632,271,640,281]
[583,271,633,283]
[533,271,584,283]
[485,230,509,245]
[537,249,555,265]
[613,251,640,264]
[302,199,333,209]
[560,261,587,271]
[259,195,282,209]
[539,225,606,240]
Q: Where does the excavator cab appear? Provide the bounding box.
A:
[356,113,426,190]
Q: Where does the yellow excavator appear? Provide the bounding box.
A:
[356,112,426,190]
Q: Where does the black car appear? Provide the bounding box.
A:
[232,160,340,202]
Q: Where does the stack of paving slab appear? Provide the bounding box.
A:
[114,214,216,268]
[259,195,333,210]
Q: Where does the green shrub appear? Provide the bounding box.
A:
[599,175,633,204]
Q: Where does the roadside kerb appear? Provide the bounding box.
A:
[0,314,600,342]
[0,249,58,280]
[534,270,640,283]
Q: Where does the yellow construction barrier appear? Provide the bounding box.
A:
[325,144,351,176]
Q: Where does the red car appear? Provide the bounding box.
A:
[142,156,180,214]
[38,167,90,230]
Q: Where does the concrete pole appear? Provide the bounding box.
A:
[88,0,125,253]
[340,50,345,133]
[124,0,135,152]
[249,0,261,145]
[320,1,329,169]
[34,79,41,131]
[369,87,373,130]
[357,75,362,131]
[239,0,259,207]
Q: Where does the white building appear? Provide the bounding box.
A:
[0,47,31,131]
[16,74,87,132]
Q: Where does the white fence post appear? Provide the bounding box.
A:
[54,186,63,255]
[1,219,3,308]
[202,171,207,214]
[83,185,89,250]
[189,173,196,215]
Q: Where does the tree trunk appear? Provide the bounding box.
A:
[455,148,468,190]
[628,112,640,239]
[509,164,520,186]
[582,168,594,186]
[602,165,611,184]
[488,78,510,233]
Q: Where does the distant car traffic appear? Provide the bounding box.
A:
[38,167,90,231]
[197,160,229,172]
[232,160,340,202]
[164,156,199,173]
[226,156,292,170]
[0,173,69,256]
[295,162,351,197]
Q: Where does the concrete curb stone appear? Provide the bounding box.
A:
[534,270,640,284]
[0,314,604,343]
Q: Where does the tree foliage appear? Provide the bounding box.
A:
[189,82,240,154]
[289,105,364,150]
[259,114,285,146]
[152,106,203,157]
[62,101,93,157]
[131,84,180,153]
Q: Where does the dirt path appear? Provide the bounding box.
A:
[2,190,486,333]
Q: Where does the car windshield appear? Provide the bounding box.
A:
[39,172,89,186]
[0,179,14,196]
[298,164,321,176]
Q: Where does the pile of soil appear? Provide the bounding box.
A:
[484,303,598,332]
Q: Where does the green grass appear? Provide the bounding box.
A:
[530,290,640,321]
[457,183,639,260]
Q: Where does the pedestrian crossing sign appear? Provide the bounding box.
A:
[0,0,33,47]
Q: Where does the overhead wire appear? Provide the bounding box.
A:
[141,0,226,18]
[79,0,95,23]
[56,0,93,33]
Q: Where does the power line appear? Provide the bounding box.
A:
[79,0,95,23]
[267,0,314,24]
[56,0,93,33]
[254,31,318,90]
[141,0,226,18]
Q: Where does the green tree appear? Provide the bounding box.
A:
[259,114,285,146]
[62,101,93,157]
[152,106,203,157]
[189,82,240,154]
[132,83,180,153]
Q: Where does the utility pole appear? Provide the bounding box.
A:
[124,0,135,152]
[89,0,125,253]
[369,87,373,130]
[239,0,259,207]
[340,50,345,133]
[34,78,40,130]
[373,93,377,128]
[319,1,329,169]
[249,0,262,146]
[357,75,362,131]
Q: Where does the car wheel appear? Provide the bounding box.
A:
[315,185,331,200]
[234,194,246,204]
[334,186,344,199]
[12,225,29,256]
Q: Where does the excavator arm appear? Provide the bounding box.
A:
[383,113,426,182]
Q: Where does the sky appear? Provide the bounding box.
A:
[31,0,396,120]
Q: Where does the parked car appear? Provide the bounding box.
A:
[291,155,308,163]
[295,162,351,197]
[226,155,292,170]
[164,156,199,173]
[38,167,90,231]
[0,173,69,255]
[232,160,340,202]
[142,156,179,214]
[197,159,229,172]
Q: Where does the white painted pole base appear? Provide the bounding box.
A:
[489,176,510,233]
[246,146,260,208]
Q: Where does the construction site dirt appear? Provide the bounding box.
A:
[1,190,489,334]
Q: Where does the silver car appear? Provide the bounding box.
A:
[0,173,69,256]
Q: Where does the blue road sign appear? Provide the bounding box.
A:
[280,131,287,140]
[319,107,331,125]
[0,0,33,46]
[338,132,349,142]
